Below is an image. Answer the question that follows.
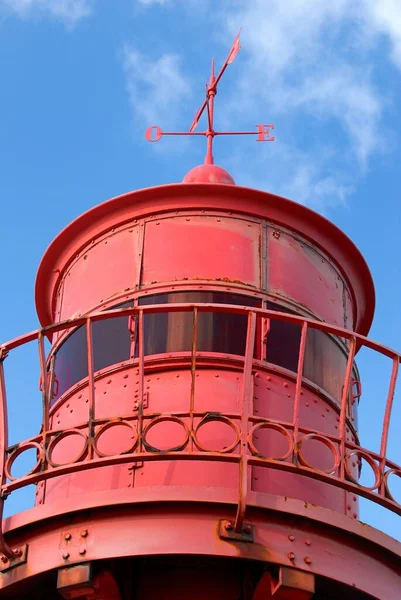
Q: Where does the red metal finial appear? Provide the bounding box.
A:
[145,30,275,164]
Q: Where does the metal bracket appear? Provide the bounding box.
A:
[218,519,254,543]
[0,544,28,572]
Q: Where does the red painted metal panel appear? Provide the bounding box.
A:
[59,226,141,321]
[142,215,261,287]
[268,229,345,326]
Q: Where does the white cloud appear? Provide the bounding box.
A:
[210,0,400,208]
[123,45,191,127]
[0,0,93,25]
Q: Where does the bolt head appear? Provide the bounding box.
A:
[288,535,295,542]
[287,552,295,561]
[13,548,22,558]
[79,548,86,556]
[224,521,233,531]
[304,556,312,565]
[1,555,8,563]
[62,552,70,560]
[80,529,88,538]
[64,533,71,541]
[244,524,252,534]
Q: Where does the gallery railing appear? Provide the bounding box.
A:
[0,304,399,558]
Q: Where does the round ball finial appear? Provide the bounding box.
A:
[182,164,235,185]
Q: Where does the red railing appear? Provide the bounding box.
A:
[0,304,400,558]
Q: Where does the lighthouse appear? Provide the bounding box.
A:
[0,35,400,600]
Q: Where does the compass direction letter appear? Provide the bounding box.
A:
[145,126,163,142]
[256,124,275,142]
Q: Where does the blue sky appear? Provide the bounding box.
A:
[0,1,400,540]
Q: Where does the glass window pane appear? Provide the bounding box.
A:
[51,301,133,406]
[52,326,88,406]
[139,292,260,356]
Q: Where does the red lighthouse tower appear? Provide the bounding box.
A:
[0,37,400,600]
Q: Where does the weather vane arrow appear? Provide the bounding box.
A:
[145,30,275,164]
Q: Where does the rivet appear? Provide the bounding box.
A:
[288,535,295,542]
[353,512,357,518]
[305,539,311,546]
[62,552,70,560]
[1,556,8,563]
[304,556,312,565]
[13,548,22,558]
[107,379,112,384]
[224,521,233,531]
[79,548,86,556]
[283,383,288,388]
[244,524,252,534]
[254,373,259,378]
[287,552,295,561]
[215,374,219,378]
[80,529,88,538]
[64,533,71,541]
[267,376,271,381]
[78,395,82,399]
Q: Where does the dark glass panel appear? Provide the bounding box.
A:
[139,292,261,357]
[265,303,301,372]
[51,301,133,406]
[52,325,88,405]
[303,328,347,402]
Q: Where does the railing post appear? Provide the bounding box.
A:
[379,356,399,496]
[339,336,356,481]
[293,322,308,463]
[189,307,198,452]
[86,318,95,461]
[234,310,256,533]
[0,348,16,559]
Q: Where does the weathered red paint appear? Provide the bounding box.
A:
[0,137,399,598]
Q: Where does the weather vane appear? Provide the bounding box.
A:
[145,30,275,164]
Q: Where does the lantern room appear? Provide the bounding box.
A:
[32,174,374,518]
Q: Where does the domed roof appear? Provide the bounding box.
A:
[182,164,235,185]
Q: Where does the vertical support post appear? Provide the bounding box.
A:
[86,318,95,461]
[0,348,16,559]
[189,307,198,452]
[137,310,145,454]
[293,322,307,462]
[379,355,399,494]
[339,336,356,480]
[38,332,49,456]
[234,310,256,533]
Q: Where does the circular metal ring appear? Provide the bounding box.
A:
[142,415,189,453]
[248,422,293,461]
[344,449,381,491]
[5,442,43,481]
[47,429,88,468]
[193,414,240,454]
[297,433,340,474]
[383,468,401,505]
[93,420,138,458]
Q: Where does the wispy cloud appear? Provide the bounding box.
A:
[0,0,94,25]
[122,45,191,126]
[205,0,401,208]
